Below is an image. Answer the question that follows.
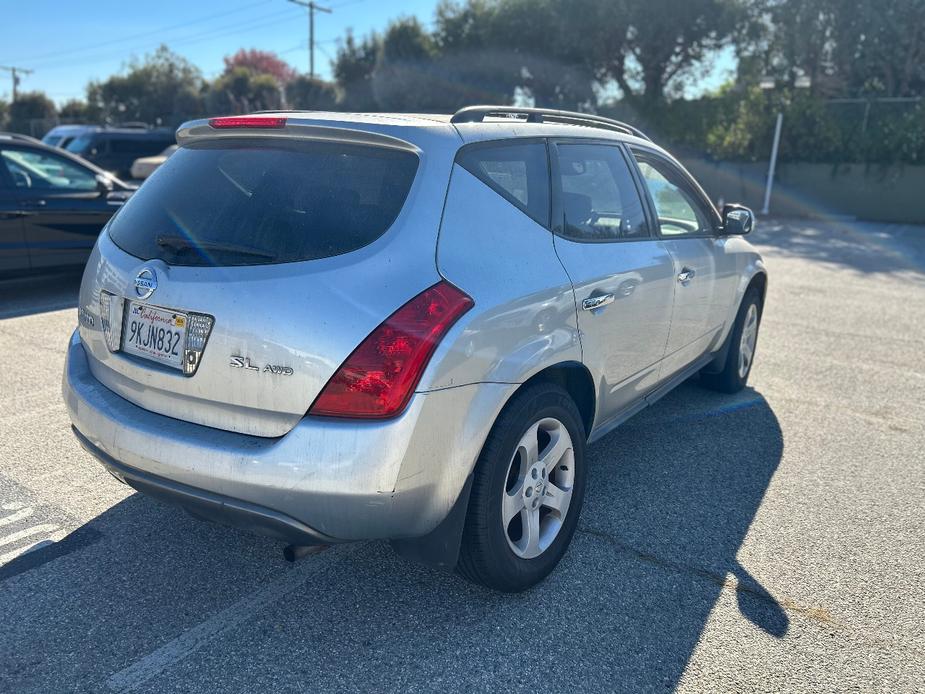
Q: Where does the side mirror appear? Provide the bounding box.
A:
[722,204,755,235]
[95,174,114,195]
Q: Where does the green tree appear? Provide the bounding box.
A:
[828,0,925,97]
[8,91,57,136]
[333,30,380,110]
[285,75,339,110]
[0,98,8,130]
[738,0,925,98]
[206,67,283,115]
[432,0,736,110]
[59,99,90,121]
[370,17,442,111]
[481,0,596,108]
[603,0,739,106]
[87,45,205,126]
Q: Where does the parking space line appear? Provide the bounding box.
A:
[0,523,60,548]
[106,545,352,693]
[0,530,67,565]
[0,506,34,527]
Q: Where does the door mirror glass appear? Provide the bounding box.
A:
[96,174,114,194]
[722,204,755,235]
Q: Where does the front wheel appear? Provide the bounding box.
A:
[701,288,762,393]
[457,383,587,592]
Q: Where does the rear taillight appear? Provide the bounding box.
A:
[208,116,287,129]
[309,281,474,419]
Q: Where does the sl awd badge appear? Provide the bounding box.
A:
[230,355,294,376]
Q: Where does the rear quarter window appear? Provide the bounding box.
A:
[456,141,550,227]
[106,139,419,266]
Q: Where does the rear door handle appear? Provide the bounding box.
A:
[677,267,695,283]
[22,199,47,208]
[0,211,34,219]
[582,294,615,311]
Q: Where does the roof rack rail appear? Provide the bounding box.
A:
[450,105,651,142]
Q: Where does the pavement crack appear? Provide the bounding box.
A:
[576,526,839,628]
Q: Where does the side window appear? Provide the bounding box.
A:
[631,149,714,237]
[0,148,98,192]
[456,142,550,226]
[553,143,648,242]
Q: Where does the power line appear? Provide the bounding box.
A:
[286,1,332,78]
[0,0,275,66]
[30,8,303,72]
[0,65,33,101]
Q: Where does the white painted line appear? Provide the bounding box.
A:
[0,523,59,548]
[0,507,34,527]
[107,545,351,692]
[0,530,67,565]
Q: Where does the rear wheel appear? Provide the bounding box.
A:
[457,383,586,592]
[701,289,762,393]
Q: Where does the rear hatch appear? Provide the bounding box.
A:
[78,120,455,436]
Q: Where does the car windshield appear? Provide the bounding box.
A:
[106,139,419,266]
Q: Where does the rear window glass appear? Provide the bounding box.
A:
[107,139,419,266]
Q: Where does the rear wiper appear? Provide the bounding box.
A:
[155,235,277,260]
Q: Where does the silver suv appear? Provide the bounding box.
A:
[64,107,766,592]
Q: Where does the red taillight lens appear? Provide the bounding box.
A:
[208,116,287,129]
[309,281,474,419]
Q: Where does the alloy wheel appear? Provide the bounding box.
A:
[501,417,575,559]
[738,303,759,379]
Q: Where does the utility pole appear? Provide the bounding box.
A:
[0,65,34,101]
[286,0,332,79]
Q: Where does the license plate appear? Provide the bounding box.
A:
[122,301,188,370]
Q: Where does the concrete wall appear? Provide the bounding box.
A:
[679,158,925,225]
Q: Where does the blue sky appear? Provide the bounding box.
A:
[0,0,734,105]
[0,0,441,103]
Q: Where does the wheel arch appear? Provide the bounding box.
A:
[517,361,596,439]
[746,270,768,316]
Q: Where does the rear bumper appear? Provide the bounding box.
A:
[64,330,514,542]
[73,428,338,545]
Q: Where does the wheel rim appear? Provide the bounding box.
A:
[738,303,759,379]
[501,417,575,559]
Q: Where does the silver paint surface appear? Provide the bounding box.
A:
[64,112,766,542]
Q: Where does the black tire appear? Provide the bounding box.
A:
[701,288,762,393]
[457,382,587,592]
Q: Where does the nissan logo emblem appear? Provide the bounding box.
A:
[134,268,157,299]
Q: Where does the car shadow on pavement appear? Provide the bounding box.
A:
[0,271,83,320]
[0,382,784,693]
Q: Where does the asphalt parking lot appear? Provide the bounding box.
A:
[1,219,923,693]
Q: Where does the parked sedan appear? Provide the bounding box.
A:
[0,133,134,277]
[130,144,178,180]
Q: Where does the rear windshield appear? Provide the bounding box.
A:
[106,139,419,266]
